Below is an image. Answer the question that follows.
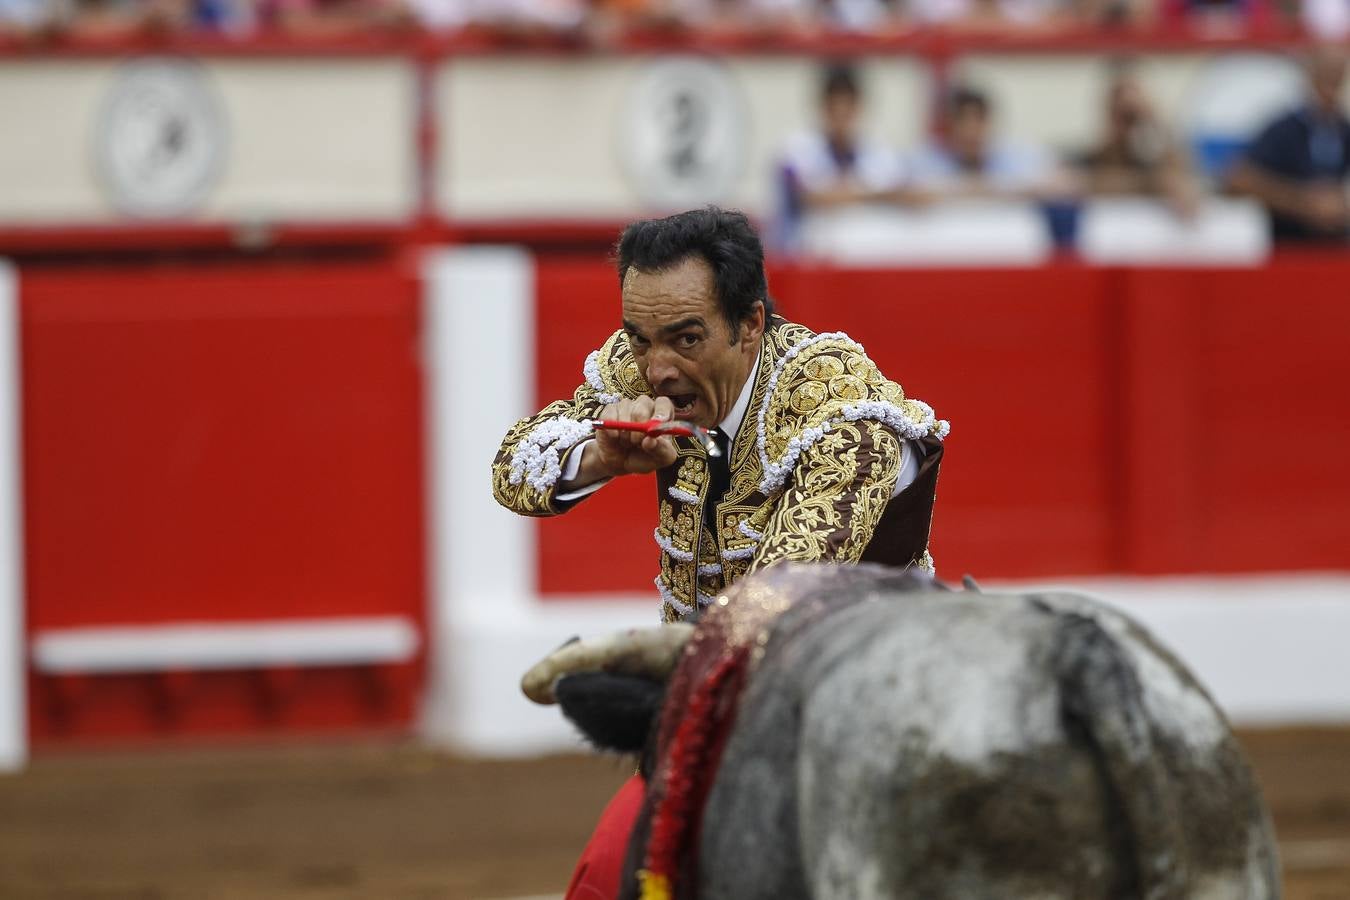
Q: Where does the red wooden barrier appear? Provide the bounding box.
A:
[16,253,1349,743]
[21,262,426,742]
[1119,259,1350,574]
[534,256,1350,592]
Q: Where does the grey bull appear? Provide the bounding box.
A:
[524,564,1281,899]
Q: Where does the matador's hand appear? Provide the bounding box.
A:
[593,396,680,476]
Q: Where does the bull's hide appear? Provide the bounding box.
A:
[550,564,1281,900]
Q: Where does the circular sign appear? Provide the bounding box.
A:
[96,59,228,218]
[618,57,749,209]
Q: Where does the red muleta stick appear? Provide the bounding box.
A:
[590,418,721,456]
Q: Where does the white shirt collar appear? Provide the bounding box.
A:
[717,350,760,446]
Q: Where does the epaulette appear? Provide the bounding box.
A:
[582,329,650,404]
[755,330,948,495]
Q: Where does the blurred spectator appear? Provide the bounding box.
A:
[0,0,51,35]
[1072,62,1199,214]
[44,0,253,35]
[477,0,588,34]
[405,0,463,29]
[1229,47,1350,242]
[1161,0,1276,36]
[904,0,1076,33]
[191,0,257,32]
[607,0,814,34]
[825,0,910,31]
[258,0,413,35]
[1073,0,1158,27]
[775,63,922,248]
[909,85,1074,200]
[1303,0,1350,40]
[60,0,152,35]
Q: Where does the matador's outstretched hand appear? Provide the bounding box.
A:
[590,396,681,477]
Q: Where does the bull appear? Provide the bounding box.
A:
[524,564,1280,900]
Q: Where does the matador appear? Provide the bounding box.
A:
[491,207,948,899]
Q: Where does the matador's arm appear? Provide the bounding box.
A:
[491,385,608,518]
[748,418,903,569]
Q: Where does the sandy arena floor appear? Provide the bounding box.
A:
[0,728,1347,899]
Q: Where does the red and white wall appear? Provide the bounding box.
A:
[1,261,22,770]
[421,250,1350,756]
[2,249,1350,767]
[3,38,1350,767]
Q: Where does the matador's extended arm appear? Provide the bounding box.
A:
[491,387,608,518]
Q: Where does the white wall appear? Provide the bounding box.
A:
[437,55,928,221]
[0,261,23,772]
[0,58,417,223]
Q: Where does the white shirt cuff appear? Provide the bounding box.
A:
[555,439,611,502]
[892,440,922,497]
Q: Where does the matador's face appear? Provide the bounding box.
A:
[621,255,763,430]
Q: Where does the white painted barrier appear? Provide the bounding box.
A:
[799,201,1053,266]
[0,260,23,772]
[1078,198,1269,265]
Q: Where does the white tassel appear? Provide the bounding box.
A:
[508,417,594,493]
[654,575,694,617]
[737,520,764,541]
[584,350,622,405]
[653,527,695,563]
[667,485,700,504]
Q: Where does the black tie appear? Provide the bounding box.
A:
[703,429,733,537]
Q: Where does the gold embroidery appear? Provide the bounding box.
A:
[828,373,867,401]
[673,456,708,502]
[789,381,828,414]
[845,352,882,384]
[802,355,844,381]
[749,419,901,569]
[595,330,652,401]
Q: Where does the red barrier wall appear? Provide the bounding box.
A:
[1118,261,1350,574]
[534,256,1350,593]
[17,253,1349,743]
[21,262,426,742]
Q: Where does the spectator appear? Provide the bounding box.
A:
[257,0,413,35]
[1229,47,1350,242]
[775,63,922,248]
[0,0,52,36]
[1302,0,1350,40]
[60,0,152,36]
[190,0,257,32]
[905,0,1077,33]
[1162,0,1275,36]
[909,84,1073,200]
[825,0,910,31]
[1073,62,1198,215]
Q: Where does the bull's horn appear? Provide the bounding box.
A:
[521,623,695,705]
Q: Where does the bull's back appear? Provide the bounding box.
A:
[700,584,1278,899]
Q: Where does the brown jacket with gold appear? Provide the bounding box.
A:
[492,317,948,622]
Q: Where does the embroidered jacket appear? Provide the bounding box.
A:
[492,317,949,622]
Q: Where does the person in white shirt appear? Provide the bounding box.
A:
[775,62,924,250]
[909,83,1075,200]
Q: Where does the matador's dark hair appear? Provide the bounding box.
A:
[615,207,775,335]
